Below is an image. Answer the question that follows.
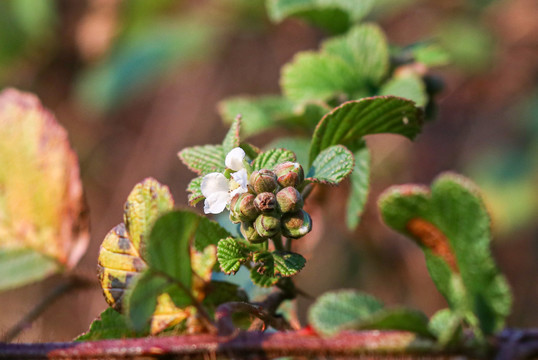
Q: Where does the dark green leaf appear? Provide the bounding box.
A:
[273,251,306,277]
[308,289,384,336]
[252,148,297,171]
[309,97,423,165]
[380,73,427,107]
[222,115,241,155]
[217,238,250,275]
[75,308,138,341]
[322,24,389,86]
[306,145,354,185]
[250,266,279,287]
[0,248,59,291]
[346,146,370,230]
[355,308,434,338]
[194,217,232,251]
[202,280,248,308]
[178,145,225,176]
[146,211,200,289]
[187,176,204,206]
[378,172,512,334]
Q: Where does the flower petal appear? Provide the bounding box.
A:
[201,172,228,198]
[231,168,248,189]
[225,147,246,171]
[204,191,229,214]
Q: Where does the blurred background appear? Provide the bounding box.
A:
[0,0,536,342]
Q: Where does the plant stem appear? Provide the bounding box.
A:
[272,235,284,251]
[2,273,95,342]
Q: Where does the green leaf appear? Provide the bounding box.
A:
[250,266,279,287]
[222,115,241,155]
[266,137,311,168]
[219,96,296,137]
[273,251,306,277]
[380,73,427,107]
[178,145,225,176]
[429,309,463,346]
[75,308,137,341]
[194,217,232,252]
[354,308,434,339]
[322,24,389,86]
[146,211,200,289]
[217,238,250,275]
[252,148,297,171]
[124,270,168,333]
[309,97,424,165]
[346,146,370,230]
[187,176,204,206]
[281,52,358,103]
[123,178,175,251]
[378,172,512,335]
[0,248,59,291]
[202,280,248,309]
[306,145,354,185]
[308,289,384,336]
[412,44,450,67]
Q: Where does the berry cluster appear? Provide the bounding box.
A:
[229,162,312,243]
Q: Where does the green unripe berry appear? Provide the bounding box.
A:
[276,187,303,213]
[281,209,312,239]
[254,192,277,213]
[250,169,278,194]
[241,222,265,243]
[273,162,304,188]
[254,213,281,238]
[230,193,258,221]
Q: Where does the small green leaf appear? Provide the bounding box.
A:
[217,238,250,275]
[308,289,384,336]
[252,148,297,171]
[378,172,512,335]
[354,308,434,339]
[124,270,168,333]
[412,44,450,67]
[309,97,423,165]
[194,217,232,251]
[178,145,225,176]
[75,308,138,341]
[250,266,279,287]
[346,146,370,230]
[222,115,241,155]
[380,73,427,107]
[273,251,306,277]
[0,248,59,291]
[429,309,463,346]
[306,145,354,185]
[266,137,311,168]
[282,52,358,103]
[187,176,204,206]
[146,211,200,289]
[322,24,389,86]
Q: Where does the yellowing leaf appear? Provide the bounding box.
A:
[0,88,89,290]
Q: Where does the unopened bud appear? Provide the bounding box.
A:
[230,193,258,221]
[254,214,281,238]
[281,210,312,239]
[276,187,303,213]
[241,222,265,243]
[250,169,278,194]
[254,192,277,213]
[273,162,304,188]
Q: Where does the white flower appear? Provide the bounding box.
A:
[201,147,249,214]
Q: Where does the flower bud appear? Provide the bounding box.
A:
[241,222,265,243]
[276,187,303,213]
[254,214,281,238]
[254,192,277,213]
[281,210,312,239]
[230,193,258,221]
[250,169,278,194]
[273,162,304,188]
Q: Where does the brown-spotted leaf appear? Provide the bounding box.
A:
[0,89,89,290]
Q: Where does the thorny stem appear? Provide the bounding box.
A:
[2,273,95,342]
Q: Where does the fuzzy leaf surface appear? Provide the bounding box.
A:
[308,289,384,336]
[217,238,250,275]
[273,251,306,276]
[309,97,423,165]
[346,146,370,230]
[222,116,241,155]
[250,266,279,287]
[306,145,354,185]
[322,24,389,86]
[252,148,297,171]
[178,145,225,176]
[378,172,512,335]
[76,308,137,341]
[0,89,89,290]
[266,137,311,168]
[187,176,204,206]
